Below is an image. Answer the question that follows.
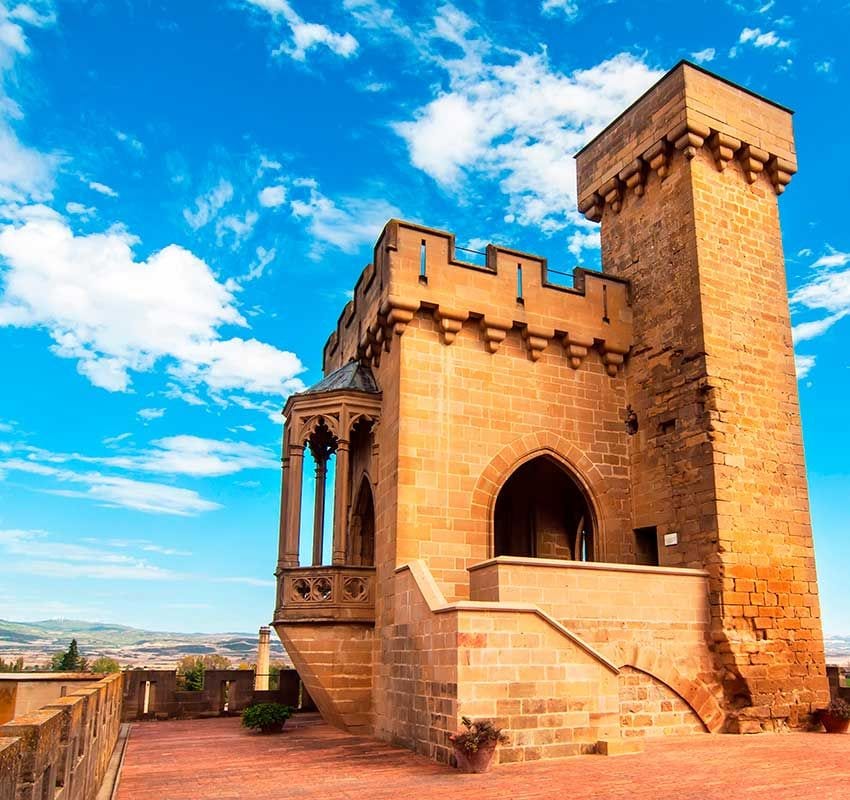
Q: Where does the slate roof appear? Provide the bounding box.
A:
[302,360,380,395]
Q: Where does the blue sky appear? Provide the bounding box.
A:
[0,0,847,634]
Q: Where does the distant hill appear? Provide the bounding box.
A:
[0,618,290,669]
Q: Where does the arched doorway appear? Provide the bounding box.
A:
[347,477,375,566]
[494,455,594,561]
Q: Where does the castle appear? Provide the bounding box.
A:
[271,61,829,764]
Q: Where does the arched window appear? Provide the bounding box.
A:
[347,477,375,567]
[494,455,594,561]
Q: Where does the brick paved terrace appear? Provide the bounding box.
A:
[116,714,850,800]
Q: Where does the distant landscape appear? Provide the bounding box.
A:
[2,617,849,672]
[0,618,291,670]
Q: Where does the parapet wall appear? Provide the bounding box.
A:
[322,220,633,378]
[0,673,99,725]
[0,672,123,800]
[121,668,305,720]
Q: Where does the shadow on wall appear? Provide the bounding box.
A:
[122,669,313,721]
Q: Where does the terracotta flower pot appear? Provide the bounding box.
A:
[820,712,850,734]
[453,742,496,773]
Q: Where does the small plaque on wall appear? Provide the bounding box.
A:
[663,532,678,547]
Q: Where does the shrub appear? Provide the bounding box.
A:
[449,717,508,753]
[241,703,293,732]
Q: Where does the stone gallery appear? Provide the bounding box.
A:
[271,61,829,764]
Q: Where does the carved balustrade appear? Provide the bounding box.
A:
[274,565,375,624]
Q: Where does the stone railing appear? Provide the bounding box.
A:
[275,565,375,623]
[0,672,123,800]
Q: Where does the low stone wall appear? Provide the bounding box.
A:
[122,669,304,721]
[0,674,100,726]
[0,672,123,800]
[469,557,724,733]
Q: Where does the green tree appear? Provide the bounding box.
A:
[90,656,120,674]
[175,654,232,691]
[51,639,88,672]
[0,656,24,672]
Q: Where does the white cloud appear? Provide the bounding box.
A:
[0,529,265,585]
[691,47,716,63]
[244,0,358,62]
[0,205,305,399]
[102,432,132,446]
[115,129,144,155]
[14,435,276,478]
[258,184,287,207]
[393,19,662,234]
[794,354,815,380]
[815,59,834,75]
[0,2,57,203]
[184,178,233,229]
[99,435,277,477]
[0,528,184,580]
[0,458,221,515]
[541,0,579,19]
[290,180,399,254]
[216,210,258,248]
[242,245,275,283]
[789,247,850,372]
[89,180,118,197]
[138,407,166,421]
[567,228,600,259]
[65,201,95,218]
[738,27,790,49]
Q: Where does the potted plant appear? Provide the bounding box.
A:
[449,717,508,773]
[818,698,850,733]
[241,702,294,734]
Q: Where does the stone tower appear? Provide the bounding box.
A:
[575,61,828,730]
[272,61,828,762]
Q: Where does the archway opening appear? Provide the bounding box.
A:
[347,477,375,566]
[494,455,594,561]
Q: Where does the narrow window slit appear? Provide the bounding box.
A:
[419,240,428,283]
[516,263,524,303]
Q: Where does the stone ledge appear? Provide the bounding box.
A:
[595,738,644,756]
[467,556,710,578]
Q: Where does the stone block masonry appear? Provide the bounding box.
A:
[0,672,123,800]
[273,59,829,765]
[576,59,828,731]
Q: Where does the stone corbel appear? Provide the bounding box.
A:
[668,121,710,160]
[563,334,594,370]
[767,156,796,195]
[381,297,420,337]
[599,176,623,214]
[433,307,469,345]
[600,345,628,377]
[523,325,554,362]
[618,159,646,197]
[708,131,742,172]
[738,144,769,184]
[480,316,512,354]
[367,320,382,367]
[578,193,603,222]
[643,139,670,179]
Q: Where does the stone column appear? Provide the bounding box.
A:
[255,626,270,691]
[283,443,304,568]
[311,458,327,566]
[276,428,292,569]
[332,439,350,564]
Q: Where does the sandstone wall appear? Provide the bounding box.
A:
[0,672,122,800]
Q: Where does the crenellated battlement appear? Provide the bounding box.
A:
[323,219,633,376]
